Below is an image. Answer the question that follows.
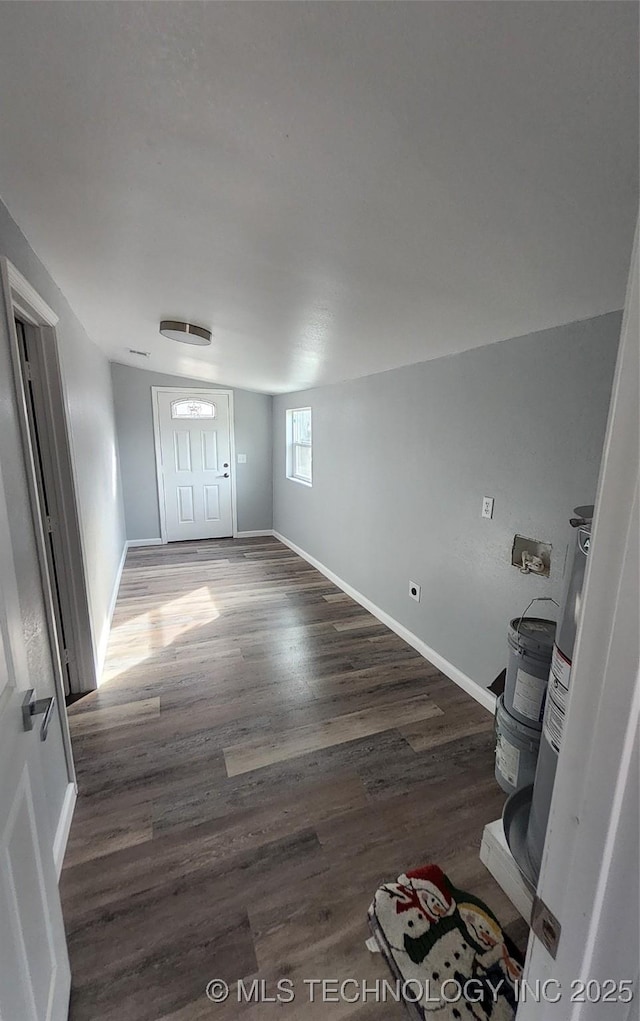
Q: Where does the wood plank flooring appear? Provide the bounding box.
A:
[61,537,524,1021]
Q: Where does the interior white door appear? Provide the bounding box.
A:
[517,221,639,1019]
[156,390,233,541]
[0,463,71,1021]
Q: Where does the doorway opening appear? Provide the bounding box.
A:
[16,319,74,696]
[2,260,96,702]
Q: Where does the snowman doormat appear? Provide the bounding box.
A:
[368,864,522,1020]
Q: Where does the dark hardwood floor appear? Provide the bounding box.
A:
[61,537,524,1020]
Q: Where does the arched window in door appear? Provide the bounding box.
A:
[171,399,216,419]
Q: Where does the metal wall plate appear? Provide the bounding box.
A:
[511,534,552,576]
[531,894,561,959]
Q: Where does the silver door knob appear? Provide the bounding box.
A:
[22,689,56,741]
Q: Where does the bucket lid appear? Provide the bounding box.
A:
[573,505,594,521]
[508,616,556,653]
[570,505,594,529]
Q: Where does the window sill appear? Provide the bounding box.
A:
[286,475,313,488]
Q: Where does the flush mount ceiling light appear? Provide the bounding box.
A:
[159,320,212,346]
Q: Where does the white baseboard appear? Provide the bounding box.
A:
[53,782,77,880]
[96,540,127,679]
[480,819,534,921]
[272,530,496,715]
[128,534,275,544]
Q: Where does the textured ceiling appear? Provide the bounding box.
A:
[0,1,637,393]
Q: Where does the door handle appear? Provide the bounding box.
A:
[218,472,230,478]
[22,689,56,741]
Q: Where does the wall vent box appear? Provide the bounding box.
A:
[511,535,552,577]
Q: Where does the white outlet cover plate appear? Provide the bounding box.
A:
[482,497,494,519]
[237,453,247,463]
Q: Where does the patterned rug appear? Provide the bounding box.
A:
[368,864,523,1020]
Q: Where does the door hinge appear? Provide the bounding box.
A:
[45,515,56,534]
[24,360,33,381]
[531,895,561,959]
[62,648,70,665]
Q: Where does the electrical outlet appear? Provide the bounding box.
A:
[409,581,421,603]
[482,497,494,519]
[237,454,247,463]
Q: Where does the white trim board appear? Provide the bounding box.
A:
[5,260,60,327]
[96,540,127,681]
[480,819,534,922]
[128,533,274,545]
[53,782,77,880]
[272,530,496,714]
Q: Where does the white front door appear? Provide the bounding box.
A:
[155,389,234,541]
[0,464,71,1020]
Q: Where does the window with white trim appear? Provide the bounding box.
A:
[286,407,312,486]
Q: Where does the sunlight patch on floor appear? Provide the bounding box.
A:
[99,586,220,685]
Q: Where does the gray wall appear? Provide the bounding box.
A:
[111,363,273,540]
[0,198,126,831]
[273,313,621,691]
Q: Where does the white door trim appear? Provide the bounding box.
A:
[4,259,60,327]
[151,386,238,542]
[0,259,78,787]
[52,783,77,879]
